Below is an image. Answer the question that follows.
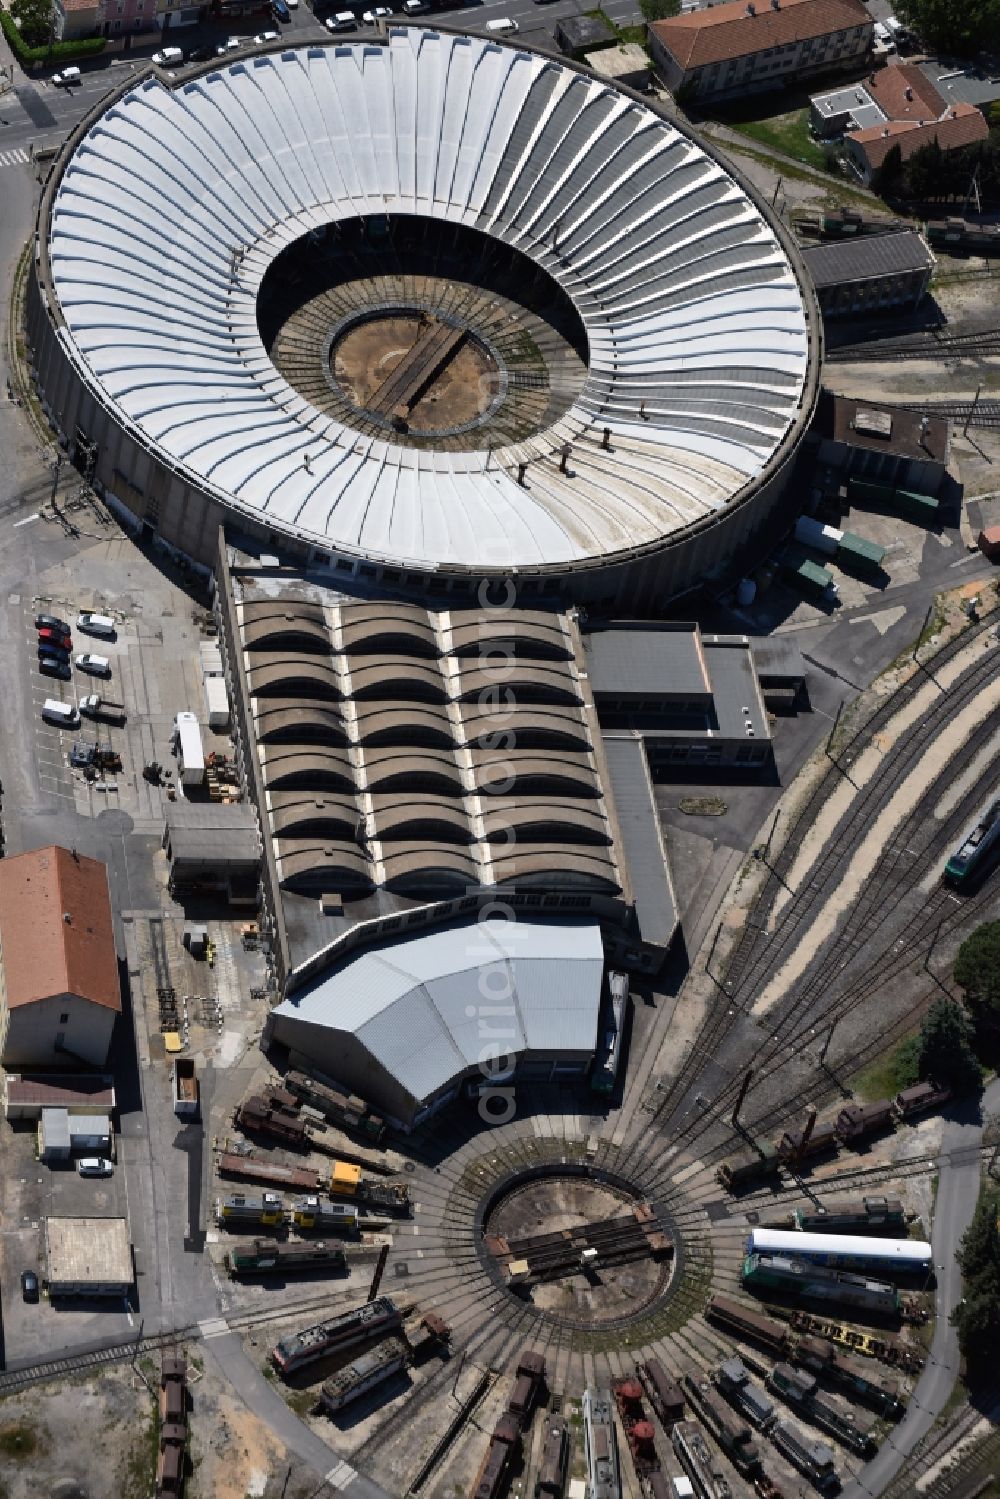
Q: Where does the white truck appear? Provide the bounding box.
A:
[171,711,205,787]
[79,694,126,725]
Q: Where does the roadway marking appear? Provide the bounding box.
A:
[12,511,40,527]
[0,147,29,168]
[197,1316,230,1339]
[325,1461,357,1489]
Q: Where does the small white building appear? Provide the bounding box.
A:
[39,1108,112,1161]
[45,1217,133,1298]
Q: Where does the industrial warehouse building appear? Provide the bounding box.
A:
[28,30,820,612]
[801,232,935,318]
[266,917,605,1128]
[0,847,120,1068]
[812,393,950,495]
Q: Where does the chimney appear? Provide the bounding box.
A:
[905,86,913,99]
[745,1,755,13]
[771,0,779,8]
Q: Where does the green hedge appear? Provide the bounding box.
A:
[0,10,105,64]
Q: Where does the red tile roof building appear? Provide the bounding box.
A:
[648,0,873,101]
[846,103,988,181]
[0,846,120,1068]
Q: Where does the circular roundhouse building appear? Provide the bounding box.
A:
[29,29,821,608]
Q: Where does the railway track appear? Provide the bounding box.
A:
[664,617,994,1108]
[827,328,1000,363]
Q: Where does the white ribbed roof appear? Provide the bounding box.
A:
[47,33,813,572]
[274,916,604,1105]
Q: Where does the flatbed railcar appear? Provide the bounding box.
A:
[217,1151,318,1192]
[743,1253,901,1315]
[794,1196,905,1233]
[583,1388,621,1499]
[944,796,1000,888]
[590,971,628,1096]
[747,1228,931,1277]
[271,1295,401,1376]
[225,1238,348,1277]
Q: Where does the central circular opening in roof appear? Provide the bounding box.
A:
[256,215,590,452]
[479,1164,677,1330]
[327,307,504,438]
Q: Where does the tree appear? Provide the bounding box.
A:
[9,0,53,48]
[954,921,1000,1018]
[952,1190,1000,1379]
[871,142,903,197]
[916,998,980,1092]
[956,1193,1000,1283]
[640,0,680,19]
[894,0,1000,56]
[902,137,948,201]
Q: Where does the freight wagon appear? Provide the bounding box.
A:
[636,1358,685,1429]
[612,1377,659,1474]
[746,1229,932,1277]
[835,1099,895,1145]
[671,1420,733,1499]
[472,1416,521,1499]
[283,1069,386,1141]
[535,1414,569,1497]
[510,1351,546,1423]
[892,1080,951,1120]
[705,1296,791,1357]
[794,1196,905,1233]
[777,1119,839,1163]
[271,1296,401,1376]
[235,1095,308,1148]
[225,1239,348,1278]
[319,1337,408,1414]
[743,1253,901,1315]
[682,1370,760,1477]
[716,1140,781,1192]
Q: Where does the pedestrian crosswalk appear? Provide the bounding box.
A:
[0,147,29,169]
[325,1461,357,1490]
[197,1316,230,1340]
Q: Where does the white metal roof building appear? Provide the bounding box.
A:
[29,31,821,609]
[265,915,604,1127]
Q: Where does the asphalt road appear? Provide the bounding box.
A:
[842,1076,1000,1499]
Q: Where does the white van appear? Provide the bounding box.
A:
[42,699,81,728]
[402,0,429,12]
[151,46,184,65]
[326,10,355,27]
[486,16,518,32]
[77,612,116,638]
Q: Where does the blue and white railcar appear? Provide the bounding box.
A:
[746,1228,931,1277]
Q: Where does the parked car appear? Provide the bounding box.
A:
[271,0,291,19]
[326,10,356,26]
[69,742,95,768]
[38,642,71,662]
[42,699,81,728]
[35,613,71,634]
[39,658,72,680]
[485,15,517,30]
[77,612,115,638]
[151,46,184,65]
[186,45,215,61]
[75,653,111,676]
[77,1157,113,1177]
[38,626,71,649]
[402,1,429,12]
[216,36,244,54]
[21,1270,39,1303]
[254,29,280,41]
[362,5,392,20]
[52,66,81,86]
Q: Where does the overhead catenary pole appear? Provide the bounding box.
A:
[731,1067,753,1127]
[368,1243,389,1302]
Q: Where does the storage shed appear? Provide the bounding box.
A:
[163,802,261,900]
[4,1072,116,1120]
[39,1107,112,1160]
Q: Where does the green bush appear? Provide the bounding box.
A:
[0,9,105,63]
